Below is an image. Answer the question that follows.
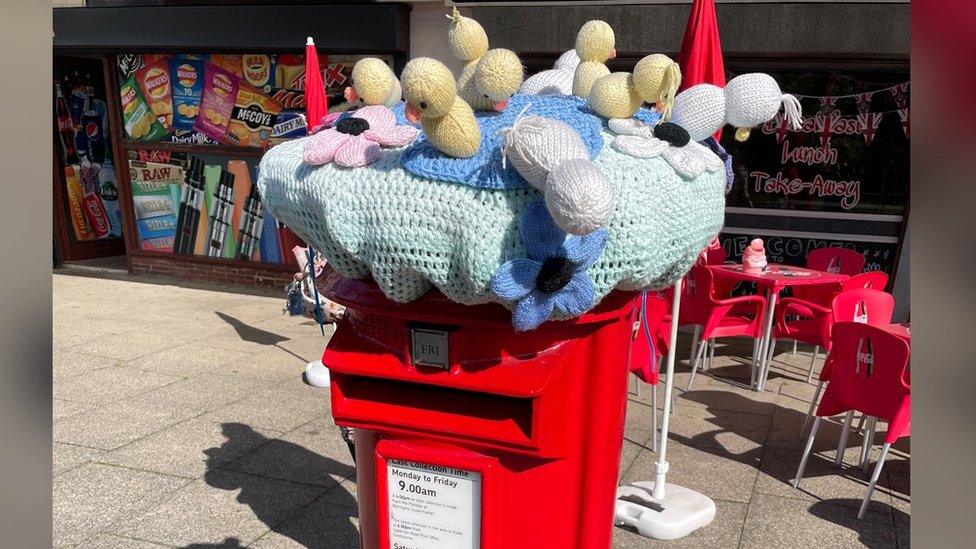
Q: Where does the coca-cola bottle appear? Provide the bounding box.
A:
[55,82,79,165]
[856,336,874,377]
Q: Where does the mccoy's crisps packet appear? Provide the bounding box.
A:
[226,84,282,148]
[194,62,240,144]
[135,60,175,131]
[169,58,205,132]
[120,75,167,141]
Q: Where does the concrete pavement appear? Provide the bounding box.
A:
[53,272,909,548]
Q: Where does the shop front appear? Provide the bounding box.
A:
[53,2,410,286]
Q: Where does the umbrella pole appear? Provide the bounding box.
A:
[614,278,716,540]
[652,278,682,500]
[306,246,326,336]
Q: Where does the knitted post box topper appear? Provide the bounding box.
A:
[724,72,803,141]
[344,58,402,108]
[257,93,726,320]
[401,57,481,159]
[572,20,616,98]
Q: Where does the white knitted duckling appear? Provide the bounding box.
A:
[502,113,613,234]
[670,83,727,142]
[724,73,803,141]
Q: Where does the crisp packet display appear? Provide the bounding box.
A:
[120,75,167,141]
[226,84,283,148]
[136,60,175,131]
[170,58,205,132]
[194,62,240,144]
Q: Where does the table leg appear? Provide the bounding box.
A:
[757,289,778,391]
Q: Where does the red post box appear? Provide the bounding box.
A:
[321,270,638,549]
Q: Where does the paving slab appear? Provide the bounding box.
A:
[53,349,119,381]
[53,364,182,405]
[53,398,96,421]
[203,385,328,433]
[67,329,199,361]
[209,345,308,383]
[124,343,255,377]
[740,493,897,548]
[133,372,273,414]
[108,470,324,547]
[77,533,171,548]
[53,442,104,476]
[52,463,187,546]
[102,418,281,479]
[53,399,200,451]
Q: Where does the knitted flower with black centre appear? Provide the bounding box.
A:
[303,105,418,168]
[491,200,608,332]
[609,118,724,179]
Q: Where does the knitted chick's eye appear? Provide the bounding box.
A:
[420,101,428,109]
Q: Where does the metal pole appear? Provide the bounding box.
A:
[652,278,682,501]
[306,246,326,336]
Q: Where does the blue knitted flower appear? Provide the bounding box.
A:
[492,201,609,332]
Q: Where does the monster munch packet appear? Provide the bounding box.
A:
[194,62,240,144]
[120,75,167,141]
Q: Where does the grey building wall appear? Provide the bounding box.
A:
[471,3,910,58]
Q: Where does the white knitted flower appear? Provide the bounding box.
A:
[608,118,724,179]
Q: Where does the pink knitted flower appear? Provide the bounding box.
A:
[303,105,418,168]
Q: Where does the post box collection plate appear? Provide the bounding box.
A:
[410,326,451,369]
[387,458,482,549]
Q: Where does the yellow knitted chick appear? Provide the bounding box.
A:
[587,73,642,119]
[632,54,682,119]
[467,48,524,112]
[401,57,481,159]
[447,7,488,63]
[572,20,616,98]
[344,58,402,108]
[587,53,682,120]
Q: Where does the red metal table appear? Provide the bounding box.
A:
[707,264,849,391]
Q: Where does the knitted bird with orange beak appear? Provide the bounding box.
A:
[401,57,482,158]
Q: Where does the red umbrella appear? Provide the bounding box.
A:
[305,36,329,133]
[677,0,726,139]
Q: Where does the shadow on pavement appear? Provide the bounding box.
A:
[187,423,359,548]
[809,499,910,549]
[215,311,290,346]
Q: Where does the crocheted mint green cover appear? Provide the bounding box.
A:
[256,130,725,308]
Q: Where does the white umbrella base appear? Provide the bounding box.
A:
[614,481,716,540]
[302,360,331,388]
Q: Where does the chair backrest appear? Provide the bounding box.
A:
[680,265,721,325]
[806,247,866,275]
[842,271,889,292]
[816,322,911,441]
[629,293,670,382]
[831,288,895,326]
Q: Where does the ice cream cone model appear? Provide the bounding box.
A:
[742,238,768,273]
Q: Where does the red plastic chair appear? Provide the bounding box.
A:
[683,265,767,391]
[800,288,896,435]
[793,247,868,305]
[793,322,910,519]
[775,271,890,382]
[628,293,670,452]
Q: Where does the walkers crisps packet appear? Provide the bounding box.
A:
[170,58,205,131]
[194,62,240,144]
[136,60,175,131]
[120,75,167,141]
[226,84,282,148]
